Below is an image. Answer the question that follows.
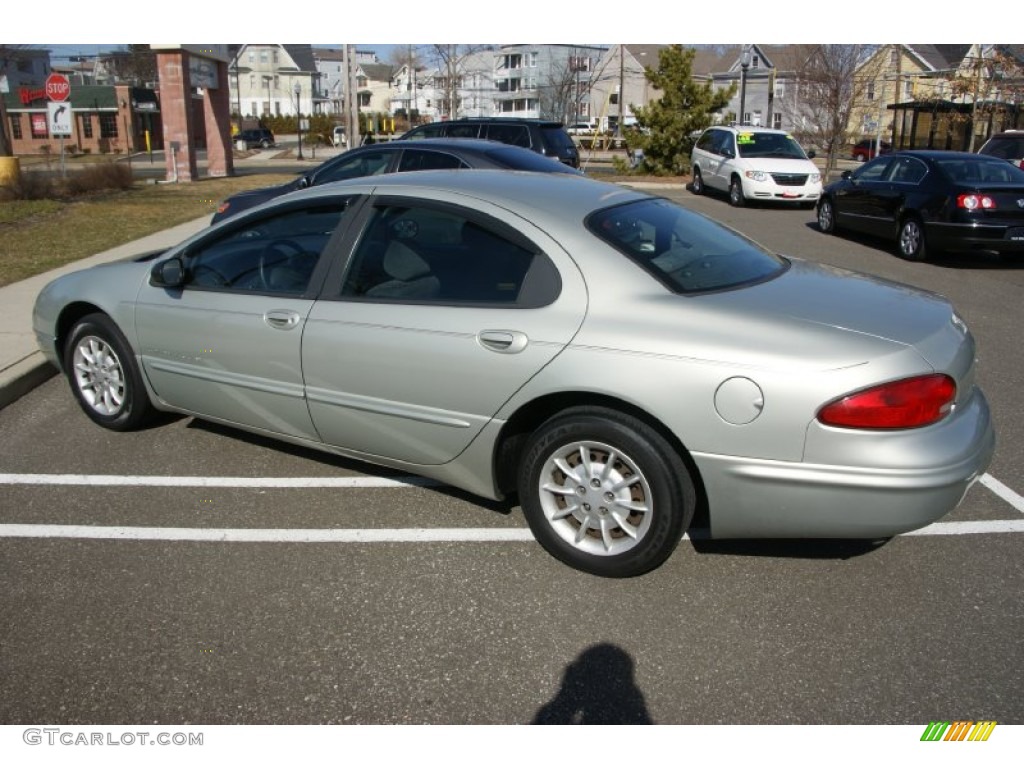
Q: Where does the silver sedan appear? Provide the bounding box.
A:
[33,171,995,577]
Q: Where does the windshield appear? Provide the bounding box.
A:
[736,132,808,160]
[587,198,787,293]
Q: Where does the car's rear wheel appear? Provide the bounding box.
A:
[817,198,836,234]
[64,313,155,431]
[729,176,746,207]
[691,167,704,195]
[897,216,928,261]
[855,152,867,162]
[518,407,695,578]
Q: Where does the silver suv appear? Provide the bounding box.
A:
[977,130,1024,169]
[690,126,821,208]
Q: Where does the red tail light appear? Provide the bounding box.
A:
[957,193,996,210]
[818,374,956,429]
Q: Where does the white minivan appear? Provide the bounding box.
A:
[690,126,821,208]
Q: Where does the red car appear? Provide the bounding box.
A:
[852,138,892,162]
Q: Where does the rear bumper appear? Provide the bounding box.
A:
[693,388,995,539]
[929,221,1024,255]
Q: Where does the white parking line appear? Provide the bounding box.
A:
[1,520,1024,543]
[0,473,443,488]
[0,524,535,542]
[979,474,1024,514]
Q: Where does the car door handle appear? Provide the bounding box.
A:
[478,330,528,354]
[264,310,301,331]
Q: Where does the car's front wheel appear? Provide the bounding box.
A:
[897,216,928,261]
[729,176,746,207]
[64,313,155,431]
[518,407,695,578]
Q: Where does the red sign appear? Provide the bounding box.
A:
[45,73,71,102]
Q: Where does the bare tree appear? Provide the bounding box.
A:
[786,44,876,180]
[537,56,576,123]
[944,45,1024,149]
[427,44,493,120]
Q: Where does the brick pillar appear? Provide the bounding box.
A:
[204,60,234,178]
[156,51,198,182]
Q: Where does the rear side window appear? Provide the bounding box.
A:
[484,146,577,173]
[397,149,468,171]
[341,203,560,306]
[587,198,786,294]
[447,122,481,138]
[485,123,531,147]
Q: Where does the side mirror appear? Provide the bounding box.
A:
[807,150,816,159]
[297,176,311,190]
[150,256,186,288]
[841,170,853,180]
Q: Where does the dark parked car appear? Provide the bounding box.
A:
[816,150,1024,261]
[233,128,275,149]
[977,129,1024,169]
[212,138,580,223]
[400,118,580,168]
[851,138,892,162]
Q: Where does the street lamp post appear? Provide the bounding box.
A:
[738,44,752,127]
[294,82,304,160]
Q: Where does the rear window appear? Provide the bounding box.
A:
[587,198,787,293]
[484,146,578,173]
[540,125,576,151]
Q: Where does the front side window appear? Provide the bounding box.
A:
[587,198,787,294]
[185,204,349,295]
[341,202,559,306]
[853,157,892,182]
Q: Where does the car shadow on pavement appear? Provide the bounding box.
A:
[686,535,890,560]
[804,221,1024,269]
[184,417,515,516]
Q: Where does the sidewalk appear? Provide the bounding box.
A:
[0,215,213,409]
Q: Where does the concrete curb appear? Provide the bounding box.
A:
[0,354,58,410]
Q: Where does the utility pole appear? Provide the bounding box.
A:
[967,44,985,152]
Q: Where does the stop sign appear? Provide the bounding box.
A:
[45,73,71,102]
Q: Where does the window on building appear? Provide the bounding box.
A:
[272,49,278,64]
[10,114,22,140]
[81,114,93,139]
[529,52,538,67]
[774,79,784,98]
[260,50,268,64]
[31,113,48,138]
[248,52,255,65]
[890,48,899,66]
[772,113,782,130]
[867,81,875,100]
[610,93,619,105]
[99,114,118,138]
[752,55,760,68]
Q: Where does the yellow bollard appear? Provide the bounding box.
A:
[0,156,21,188]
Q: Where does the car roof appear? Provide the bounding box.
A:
[369,137,533,153]
[891,149,1002,160]
[294,169,647,225]
[707,125,790,135]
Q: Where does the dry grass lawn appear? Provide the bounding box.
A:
[0,173,295,287]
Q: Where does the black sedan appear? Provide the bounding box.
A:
[816,150,1024,261]
[212,138,580,223]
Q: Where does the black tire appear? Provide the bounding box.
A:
[64,313,155,431]
[897,216,928,261]
[817,198,836,234]
[518,407,695,578]
[260,139,271,149]
[855,153,867,162]
[691,167,704,195]
[729,176,746,207]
